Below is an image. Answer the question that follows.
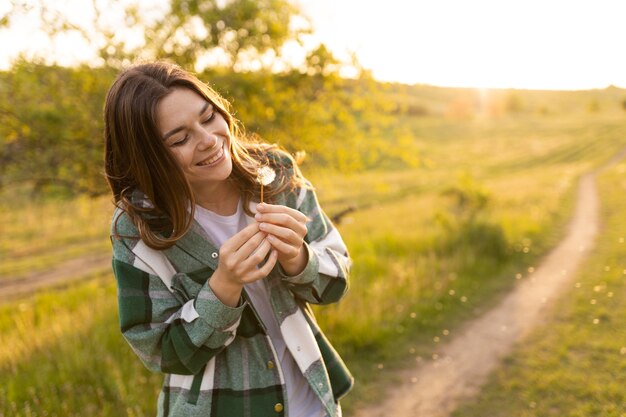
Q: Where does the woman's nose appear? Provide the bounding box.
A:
[197,128,218,150]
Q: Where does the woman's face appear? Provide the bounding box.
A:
[156,87,233,191]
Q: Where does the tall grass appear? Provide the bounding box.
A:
[1,107,626,415]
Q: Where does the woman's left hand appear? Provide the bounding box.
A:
[255,202,309,276]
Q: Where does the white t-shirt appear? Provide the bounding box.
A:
[194,200,325,417]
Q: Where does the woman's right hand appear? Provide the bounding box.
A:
[209,222,278,307]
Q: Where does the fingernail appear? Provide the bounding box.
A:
[255,213,261,220]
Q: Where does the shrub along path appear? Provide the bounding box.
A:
[353,151,626,417]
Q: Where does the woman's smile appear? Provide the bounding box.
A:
[196,144,225,167]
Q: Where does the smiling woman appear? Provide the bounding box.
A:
[156,88,235,212]
[102,61,354,417]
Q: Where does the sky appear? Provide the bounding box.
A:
[1,0,626,90]
[296,0,626,90]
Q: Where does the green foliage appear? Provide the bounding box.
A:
[0,62,115,195]
[145,0,303,69]
[440,174,491,224]
[1,0,306,70]
[436,174,509,261]
[0,63,425,196]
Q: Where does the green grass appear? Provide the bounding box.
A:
[0,274,163,416]
[450,162,626,417]
[0,195,111,280]
[1,105,626,415]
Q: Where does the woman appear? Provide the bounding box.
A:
[104,62,353,417]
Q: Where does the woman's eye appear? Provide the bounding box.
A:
[202,112,216,124]
[171,135,189,146]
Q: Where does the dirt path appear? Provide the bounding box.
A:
[0,253,111,301]
[354,166,610,417]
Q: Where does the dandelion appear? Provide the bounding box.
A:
[256,166,276,203]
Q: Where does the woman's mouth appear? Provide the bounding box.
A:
[196,145,225,167]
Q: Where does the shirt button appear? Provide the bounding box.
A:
[267,361,275,369]
[274,403,284,413]
[211,252,218,259]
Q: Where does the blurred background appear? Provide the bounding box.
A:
[1,1,626,416]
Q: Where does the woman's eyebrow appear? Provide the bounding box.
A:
[162,101,211,140]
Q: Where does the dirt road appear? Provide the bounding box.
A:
[0,253,111,301]
[354,169,604,417]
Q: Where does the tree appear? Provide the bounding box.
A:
[146,0,306,70]
[1,0,308,70]
[0,61,114,195]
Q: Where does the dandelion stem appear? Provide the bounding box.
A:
[261,184,264,203]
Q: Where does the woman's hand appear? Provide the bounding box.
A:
[210,222,278,306]
[255,202,309,276]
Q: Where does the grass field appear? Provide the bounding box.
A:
[1,97,626,416]
[452,163,626,417]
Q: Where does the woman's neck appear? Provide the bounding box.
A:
[193,180,241,216]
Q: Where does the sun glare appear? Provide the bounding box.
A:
[1,0,626,89]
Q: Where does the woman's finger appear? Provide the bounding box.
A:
[221,222,260,253]
[233,230,267,260]
[243,237,273,268]
[258,222,301,244]
[243,250,278,283]
[255,212,307,235]
[256,203,309,223]
[266,235,300,259]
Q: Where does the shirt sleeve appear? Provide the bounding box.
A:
[278,180,351,304]
[110,212,246,375]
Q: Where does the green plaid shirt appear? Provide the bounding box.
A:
[110,156,353,417]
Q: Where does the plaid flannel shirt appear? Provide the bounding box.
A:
[110,155,353,417]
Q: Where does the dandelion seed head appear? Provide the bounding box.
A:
[256,166,276,186]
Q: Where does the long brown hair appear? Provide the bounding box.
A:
[104,62,306,249]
